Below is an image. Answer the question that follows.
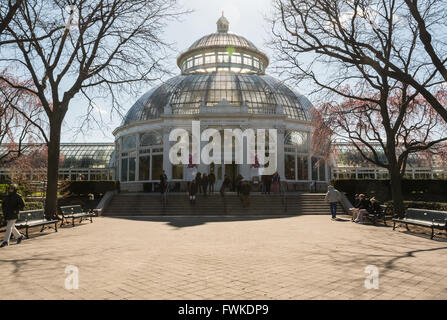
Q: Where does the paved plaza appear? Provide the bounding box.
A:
[0,215,447,300]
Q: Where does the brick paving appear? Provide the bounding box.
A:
[0,215,446,300]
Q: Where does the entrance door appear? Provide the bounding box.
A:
[224,162,239,191]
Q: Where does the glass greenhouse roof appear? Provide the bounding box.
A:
[188,33,259,52]
[120,15,313,127]
[59,143,114,169]
[0,143,114,169]
[122,72,312,125]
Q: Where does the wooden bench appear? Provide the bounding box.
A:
[15,209,58,239]
[60,205,95,227]
[392,208,447,239]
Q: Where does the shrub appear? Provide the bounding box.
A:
[59,180,120,197]
[384,200,447,213]
[0,184,30,197]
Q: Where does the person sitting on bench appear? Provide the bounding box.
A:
[368,197,383,217]
[351,194,370,224]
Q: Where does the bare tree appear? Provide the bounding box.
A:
[0,0,186,219]
[0,0,23,36]
[270,0,447,121]
[270,0,447,215]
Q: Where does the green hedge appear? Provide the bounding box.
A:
[0,184,27,197]
[332,179,447,203]
[60,180,120,197]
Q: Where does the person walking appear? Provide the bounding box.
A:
[1,184,25,248]
[188,179,199,204]
[208,172,216,194]
[201,173,209,196]
[272,172,281,193]
[324,185,342,220]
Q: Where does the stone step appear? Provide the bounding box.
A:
[103,193,343,216]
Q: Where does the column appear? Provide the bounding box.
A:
[307,155,312,182]
[276,127,285,179]
[163,127,172,180]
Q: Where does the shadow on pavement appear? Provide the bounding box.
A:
[106,215,297,228]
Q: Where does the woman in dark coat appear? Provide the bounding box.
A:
[1,184,25,247]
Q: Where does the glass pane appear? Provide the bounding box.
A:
[172,164,183,179]
[151,155,163,181]
[140,132,162,146]
[129,157,136,181]
[122,135,136,150]
[319,160,326,181]
[139,156,150,181]
[121,158,128,182]
[285,154,296,180]
[297,157,308,180]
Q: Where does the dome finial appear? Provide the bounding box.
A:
[217,12,229,33]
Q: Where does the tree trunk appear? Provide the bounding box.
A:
[389,167,405,218]
[44,118,62,220]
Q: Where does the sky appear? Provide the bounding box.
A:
[61,0,286,143]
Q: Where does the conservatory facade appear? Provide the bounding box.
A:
[113,15,329,192]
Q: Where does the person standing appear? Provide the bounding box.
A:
[1,184,25,248]
[195,172,202,194]
[272,172,281,193]
[201,173,209,196]
[240,181,251,208]
[208,172,216,194]
[324,185,342,220]
[235,174,243,196]
[160,170,168,194]
[188,179,199,204]
[265,174,272,195]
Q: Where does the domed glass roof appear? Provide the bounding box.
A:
[121,15,312,126]
[188,33,259,52]
[122,72,312,125]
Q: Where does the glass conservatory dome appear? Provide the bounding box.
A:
[121,14,312,126]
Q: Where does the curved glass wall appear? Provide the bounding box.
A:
[118,131,164,182]
[180,50,266,75]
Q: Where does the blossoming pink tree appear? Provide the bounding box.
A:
[311,85,447,216]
